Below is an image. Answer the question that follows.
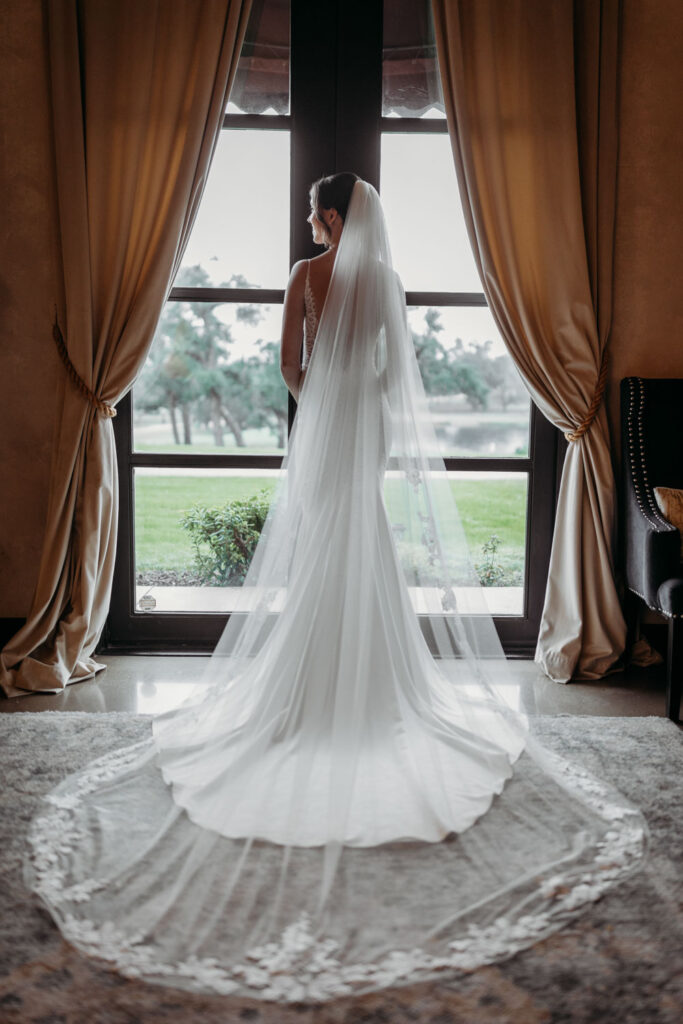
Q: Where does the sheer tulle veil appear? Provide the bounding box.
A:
[24,180,647,1002]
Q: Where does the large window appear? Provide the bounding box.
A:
[109,0,559,654]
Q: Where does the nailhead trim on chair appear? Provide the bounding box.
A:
[626,378,683,618]
[627,378,673,529]
[630,585,683,620]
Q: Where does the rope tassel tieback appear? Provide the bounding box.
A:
[564,350,609,443]
[52,315,116,419]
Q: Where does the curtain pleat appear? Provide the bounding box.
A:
[432,0,624,681]
[1,0,251,697]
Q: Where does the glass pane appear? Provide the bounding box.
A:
[134,468,525,616]
[380,133,481,292]
[453,471,527,614]
[178,129,289,289]
[133,303,287,455]
[384,471,527,615]
[227,0,290,114]
[134,468,279,613]
[408,306,530,457]
[383,0,445,118]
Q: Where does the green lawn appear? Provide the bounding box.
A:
[448,478,527,556]
[135,476,278,571]
[135,475,527,577]
[133,426,285,457]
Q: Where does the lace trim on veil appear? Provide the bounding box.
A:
[26,737,646,1003]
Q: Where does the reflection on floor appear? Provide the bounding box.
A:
[0,654,671,718]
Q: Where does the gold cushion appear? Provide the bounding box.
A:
[654,486,683,556]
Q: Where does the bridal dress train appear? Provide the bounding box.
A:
[25,182,647,1003]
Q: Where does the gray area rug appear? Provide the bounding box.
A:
[0,711,681,1024]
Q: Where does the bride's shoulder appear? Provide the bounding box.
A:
[309,251,334,271]
[288,259,308,276]
[284,261,308,309]
[286,260,308,288]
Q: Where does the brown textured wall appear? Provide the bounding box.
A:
[0,0,681,620]
[607,0,683,452]
[0,0,61,617]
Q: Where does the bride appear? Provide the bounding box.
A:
[24,174,646,1002]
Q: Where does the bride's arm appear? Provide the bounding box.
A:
[280,261,307,401]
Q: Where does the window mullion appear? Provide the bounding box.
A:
[168,288,285,304]
[380,117,447,133]
[335,0,383,188]
[404,292,487,307]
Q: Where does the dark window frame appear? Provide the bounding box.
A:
[105,0,559,657]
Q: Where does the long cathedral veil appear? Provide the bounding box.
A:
[24,181,646,1002]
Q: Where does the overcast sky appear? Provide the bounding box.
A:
[178,128,509,360]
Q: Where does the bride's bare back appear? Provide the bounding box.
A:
[281,249,337,400]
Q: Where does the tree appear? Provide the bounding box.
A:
[138,265,255,448]
[178,266,243,446]
[411,309,490,409]
[250,342,289,448]
[447,338,490,410]
[450,338,526,411]
[451,361,490,410]
[411,309,458,396]
[135,269,308,451]
[136,303,198,444]
[489,354,527,410]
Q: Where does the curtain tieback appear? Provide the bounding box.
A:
[564,350,609,442]
[52,315,116,419]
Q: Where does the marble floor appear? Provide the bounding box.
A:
[0,653,674,718]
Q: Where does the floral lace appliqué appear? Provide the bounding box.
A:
[25,736,647,1003]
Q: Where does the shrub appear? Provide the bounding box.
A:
[180,490,271,585]
[475,533,506,587]
[180,499,523,590]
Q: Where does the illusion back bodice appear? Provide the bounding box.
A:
[303,260,319,368]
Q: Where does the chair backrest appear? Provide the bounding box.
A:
[621,377,683,605]
[621,377,683,492]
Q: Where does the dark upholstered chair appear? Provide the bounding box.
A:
[621,377,683,720]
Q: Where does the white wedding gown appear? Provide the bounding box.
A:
[24,182,647,1002]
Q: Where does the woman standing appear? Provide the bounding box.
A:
[24,175,646,1002]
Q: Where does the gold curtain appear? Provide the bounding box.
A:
[0,0,251,698]
[432,0,624,682]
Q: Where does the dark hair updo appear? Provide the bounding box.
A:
[310,171,359,243]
